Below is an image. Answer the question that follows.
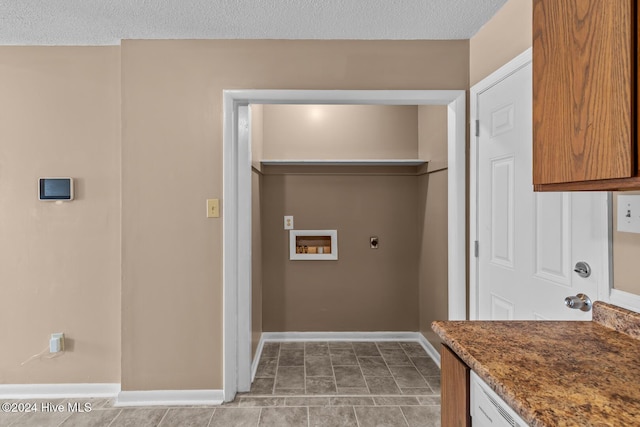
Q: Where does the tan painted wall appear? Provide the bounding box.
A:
[263,105,418,160]
[262,172,419,331]
[613,192,640,295]
[0,47,121,383]
[121,39,468,390]
[416,105,449,347]
[469,0,532,86]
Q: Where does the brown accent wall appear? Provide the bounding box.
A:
[121,39,468,390]
[263,105,418,160]
[262,172,419,331]
[0,47,121,383]
[469,0,532,86]
[417,106,449,347]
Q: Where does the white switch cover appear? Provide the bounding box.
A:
[617,195,640,233]
[284,215,294,230]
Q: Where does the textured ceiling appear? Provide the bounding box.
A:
[0,0,508,45]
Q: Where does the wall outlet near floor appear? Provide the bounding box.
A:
[284,215,294,230]
[50,333,64,353]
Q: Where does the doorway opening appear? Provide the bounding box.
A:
[223,90,466,401]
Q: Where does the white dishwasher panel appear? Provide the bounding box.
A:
[471,371,529,427]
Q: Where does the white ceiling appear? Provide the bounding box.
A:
[1,0,508,45]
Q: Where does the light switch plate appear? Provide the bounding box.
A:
[284,215,294,230]
[617,195,640,233]
[207,199,220,218]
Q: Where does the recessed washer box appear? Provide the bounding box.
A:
[39,177,74,201]
[290,230,338,260]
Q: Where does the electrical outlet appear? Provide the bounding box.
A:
[370,236,379,249]
[618,195,640,233]
[206,199,220,218]
[284,215,294,230]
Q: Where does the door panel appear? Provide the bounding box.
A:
[477,62,604,321]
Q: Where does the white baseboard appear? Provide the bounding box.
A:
[416,334,441,368]
[0,383,120,399]
[115,389,224,407]
[251,335,266,382]
[258,331,441,367]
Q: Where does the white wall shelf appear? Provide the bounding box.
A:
[290,230,338,260]
[261,159,426,167]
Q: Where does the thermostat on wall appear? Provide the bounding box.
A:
[39,178,74,201]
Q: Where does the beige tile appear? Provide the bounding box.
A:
[60,409,121,427]
[238,397,285,407]
[376,342,402,349]
[279,349,304,367]
[305,377,337,394]
[417,396,441,406]
[380,348,412,366]
[328,341,354,349]
[305,342,329,356]
[336,387,370,395]
[389,366,428,388]
[256,357,278,378]
[365,376,401,395]
[354,406,409,427]
[258,407,308,427]
[157,408,214,427]
[329,397,375,406]
[424,376,440,392]
[334,366,366,388]
[284,397,331,407]
[400,343,427,357]
[330,351,358,366]
[401,406,441,427]
[305,356,333,376]
[271,388,305,395]
[309,406,358,427]
[209,408,260,427]
[276,366,305,389]
[281,342,305,350]
[374,396,421,406]
[0,412,23,427]
[358,357,392,376]
[411,357,440,377]
[249,377,275,395]
[107,408,168,427]
[401,388,435,396]
[262,342,281,358]
[10,406,71,427]
[353,342,381,357]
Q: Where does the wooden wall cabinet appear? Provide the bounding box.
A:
[532,0,639,191]
[441,345,471,427]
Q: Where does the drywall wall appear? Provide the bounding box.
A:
[261,172,419,331]
[121,39,468,390]
[417,105,449,347]
[469,0,532,86]
[262,105,419,160]
[0,47,121,383]
[613,192,640,295]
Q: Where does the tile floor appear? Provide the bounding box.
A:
[0,341,441,427]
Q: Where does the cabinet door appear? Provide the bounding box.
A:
[441,345,471,427]
[532,0,635,187]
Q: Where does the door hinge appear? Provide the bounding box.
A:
[475,120,480,137]
[474,241,479,258]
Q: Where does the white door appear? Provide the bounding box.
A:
[476,61,607,321]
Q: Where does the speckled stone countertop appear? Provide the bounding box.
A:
[432,302,640,427]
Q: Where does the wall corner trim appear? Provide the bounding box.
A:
[0,383,120,399]
[115,389,224,407]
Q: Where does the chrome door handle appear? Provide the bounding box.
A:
[573,261,591,278]
[564,293,592,312]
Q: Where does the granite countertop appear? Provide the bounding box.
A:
[432,302,640,427]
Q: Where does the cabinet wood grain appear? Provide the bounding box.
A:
[441,345,471,427]
[533,0,635,187]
